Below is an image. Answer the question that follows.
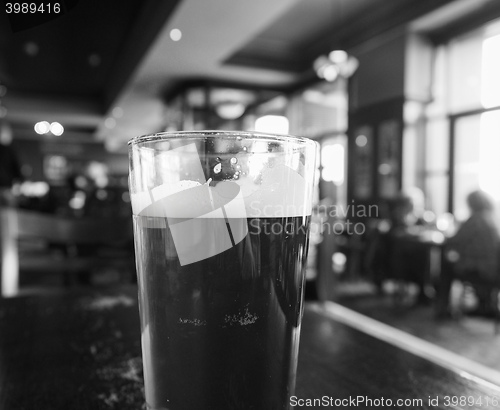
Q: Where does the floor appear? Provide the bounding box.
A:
[329,280,500,374]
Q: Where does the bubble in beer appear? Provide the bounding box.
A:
[242,146,247,152]
[230,157,238,165]
[214,163,222,174]
[215,157,221,162]
[234,172,240,180]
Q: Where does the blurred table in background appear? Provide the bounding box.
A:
[1,286,499,409]
[391,225,446,292]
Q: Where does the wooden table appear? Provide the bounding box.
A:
[1,286,499,409]
[387,227,446,304]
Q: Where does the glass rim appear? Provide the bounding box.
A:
[128,130,317,147]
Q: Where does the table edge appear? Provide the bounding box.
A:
[306,301,500,391]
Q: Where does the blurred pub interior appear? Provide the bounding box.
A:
[2,0,500,377]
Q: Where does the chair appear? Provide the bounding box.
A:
[456,274,500,334]
[1,208,135,296]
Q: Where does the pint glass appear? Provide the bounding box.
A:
[128,131,317,410]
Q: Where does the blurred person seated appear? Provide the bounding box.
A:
[390,187,427,231]
[436,190,500,318]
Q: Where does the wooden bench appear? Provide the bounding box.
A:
[1,207,135,297]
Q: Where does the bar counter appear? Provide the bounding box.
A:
[1,286,499,409]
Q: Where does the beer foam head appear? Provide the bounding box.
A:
[131,164,311,218]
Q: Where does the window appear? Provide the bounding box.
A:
[424,19,500,219]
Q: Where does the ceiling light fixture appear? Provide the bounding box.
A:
[104,117,116,129]
[170,28,182,41]
[112,106,123,118]
[34,121,50,134]
[88,53,101,67]
[215,101,246,120]
[313,50,359,82]
[24,41,39,56]
[34,121,64,136]
[50,122,64,136]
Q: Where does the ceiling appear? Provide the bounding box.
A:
[2,0,500,152]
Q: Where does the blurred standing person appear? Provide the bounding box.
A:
[0,121,22,207]
[0,121,23,288]
[437,190,500,317]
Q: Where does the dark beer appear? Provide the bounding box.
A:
[133,215,311,410]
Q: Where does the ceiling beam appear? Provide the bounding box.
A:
[5,91,103,129]
[102,0,183,111]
